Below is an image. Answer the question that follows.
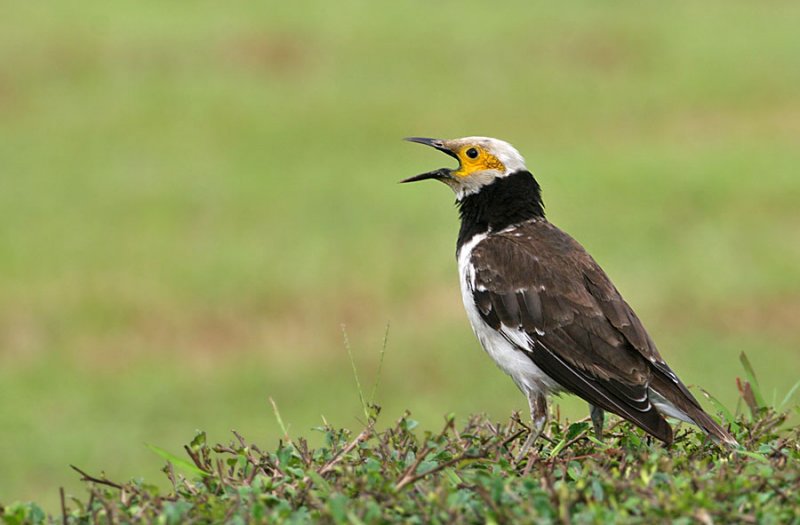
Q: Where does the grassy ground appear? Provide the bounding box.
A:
[3,393,798,523]
[2,0,800,512]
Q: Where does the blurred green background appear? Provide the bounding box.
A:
[2,0,799,511]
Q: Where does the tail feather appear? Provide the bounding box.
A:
[649,373,738,448]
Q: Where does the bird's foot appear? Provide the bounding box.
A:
[589,404,605,441]
[516,391,548,463]
[515,430,536,463]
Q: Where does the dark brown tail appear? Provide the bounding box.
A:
[650,373,739,448]
[680,400,739,447]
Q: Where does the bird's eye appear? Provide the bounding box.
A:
[465,148,479,159]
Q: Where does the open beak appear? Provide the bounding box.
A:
[401,137,457,183]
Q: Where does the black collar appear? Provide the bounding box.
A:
[456,170,545,251]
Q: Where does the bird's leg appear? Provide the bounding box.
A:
[516,391,547,462]
[589,404,605,441]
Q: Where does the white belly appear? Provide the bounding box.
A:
[457,234,561,397]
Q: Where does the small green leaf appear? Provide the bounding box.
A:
[146,443,209,477]
[699,388,734,422]
[328,493,349,524]
[549,437,568,457]
[735,449,770,464]
[307,471,332,494]
[567,461,582,481]
[443,467,463,486]
[276,445,294,467]
[778,379,800,410]
[591,479,605,502]
[163,501,192,525]
[189,431,206,450]
[2,502,45,525]
[566,421,590,441]
[417,459,438,475]
[346,511,367,525]
[698,388,739,433]
[401,418,419,431]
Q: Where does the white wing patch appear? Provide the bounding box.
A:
[457,234,561,396]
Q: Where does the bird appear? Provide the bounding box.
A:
[402,136,738,455]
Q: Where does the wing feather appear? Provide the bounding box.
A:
[470,221,673,443]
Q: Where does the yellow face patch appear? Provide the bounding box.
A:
[451,145,506,178]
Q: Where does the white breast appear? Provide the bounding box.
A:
[456,234,561,397]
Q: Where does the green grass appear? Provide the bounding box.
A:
[2,0,800,512]
[3,390,798,524]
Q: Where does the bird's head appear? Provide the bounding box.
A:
[402,136,527,198]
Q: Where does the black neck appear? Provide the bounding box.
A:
[456,170,545,250]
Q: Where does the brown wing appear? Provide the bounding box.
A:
[470,220,674,443]
[582,264,703,408]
